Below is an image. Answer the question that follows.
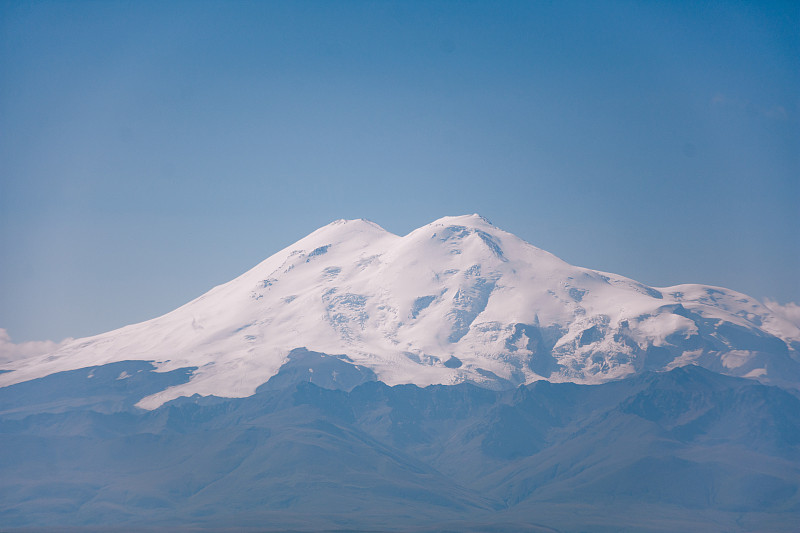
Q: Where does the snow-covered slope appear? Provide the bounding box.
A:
[2,214,798,408]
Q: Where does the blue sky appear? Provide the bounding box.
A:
[1,1,798,342]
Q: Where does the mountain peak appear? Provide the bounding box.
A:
[427,213,494,229]
[296,217,393,249]
[316,217,389,235]
[328,217,386,229]
[1,215,798,408]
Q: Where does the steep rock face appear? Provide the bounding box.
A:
[1,214,798,407]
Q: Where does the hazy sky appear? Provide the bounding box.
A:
[1,1,798,342]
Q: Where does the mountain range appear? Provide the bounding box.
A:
[1,215,798,532]
[2,214,798,406]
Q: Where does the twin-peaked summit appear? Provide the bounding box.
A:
[2,215,799,408]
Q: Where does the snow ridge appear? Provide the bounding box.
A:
[2,215,798,408]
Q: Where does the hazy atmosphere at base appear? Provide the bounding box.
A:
[1,1,798,344]
[2,4,800,531]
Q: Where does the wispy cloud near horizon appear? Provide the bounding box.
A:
[764,299,800,330]
[711,93,791,121]
[0,329,71,364]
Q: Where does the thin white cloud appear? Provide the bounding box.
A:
[0,329,72,364]
[711,93,791,121]
[711,93,742,107]
[763,106,789,121]
[763,299,800,329]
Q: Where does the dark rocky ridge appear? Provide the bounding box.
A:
[1,356,798,532]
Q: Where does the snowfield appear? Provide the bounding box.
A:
[2,214,798,408]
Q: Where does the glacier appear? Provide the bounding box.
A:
[1,214,798,409]
[2,214,800,532]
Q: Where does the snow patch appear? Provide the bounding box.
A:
[1,215,798,408]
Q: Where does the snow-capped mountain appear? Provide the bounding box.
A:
[2,214,798,408]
